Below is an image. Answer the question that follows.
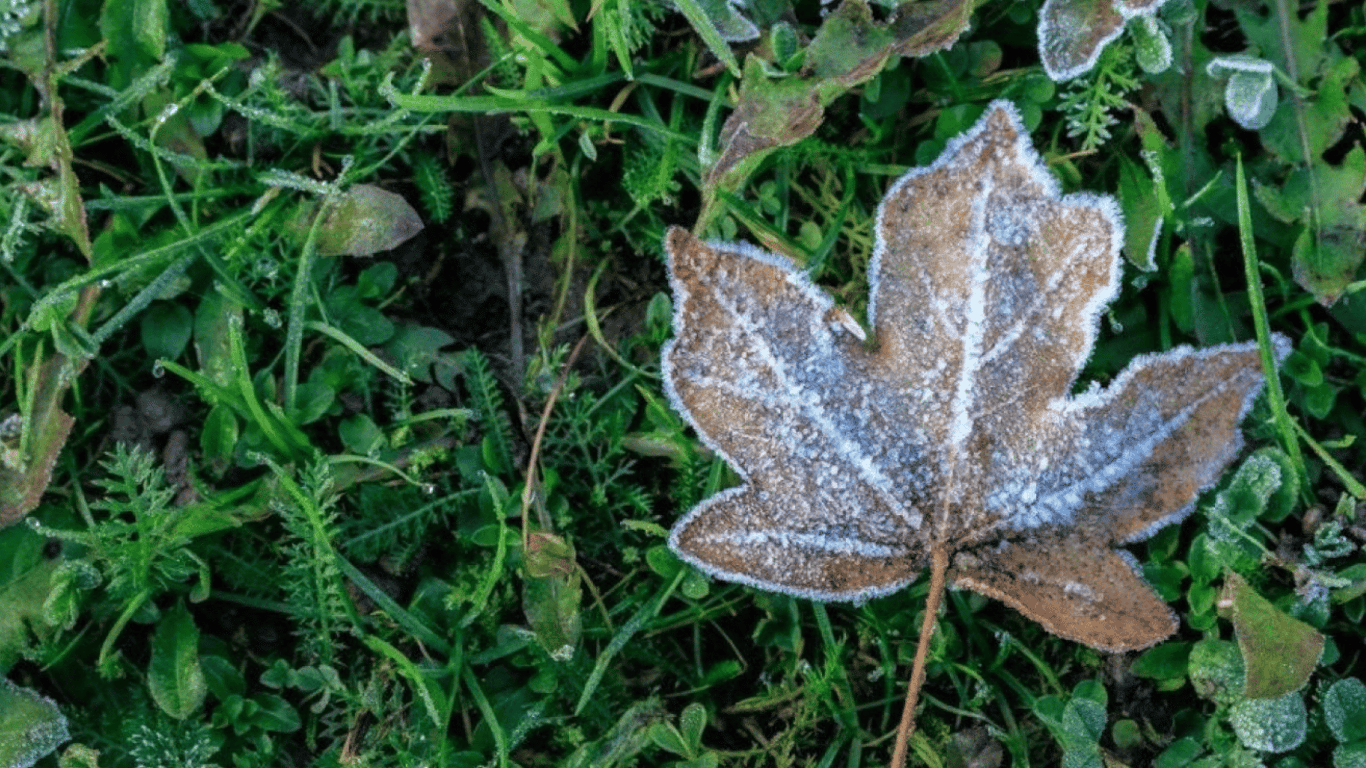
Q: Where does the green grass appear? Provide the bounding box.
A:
[2,0,1366,766]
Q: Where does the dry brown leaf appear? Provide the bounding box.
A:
[1038,0,1167,81]
[664,101,1287,652]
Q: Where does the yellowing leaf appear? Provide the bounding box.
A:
[664,102,1286,652]
[309,185,425,258]
[1222,572,1323,700]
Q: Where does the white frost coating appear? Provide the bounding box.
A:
[997,338,1289,536]
[666,488,919,603]
[871,100,1035,332]
[1038,0,1169,81]
[872,103,1126,393]
[1116,335,1292,544]
[713,529,907,559]
[1022,395,1210,529]
[661,102,1285,624]
[1062,580,1097,599]
[1229,695,1308,753]
[660,234,833,483]
[662,232,923,530]
[947,184,994,454]
[1140,215,1163,271]
[710,286,923,524]
[1206,55,1275,76]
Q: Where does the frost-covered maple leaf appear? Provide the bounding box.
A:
[663,101,1287,652]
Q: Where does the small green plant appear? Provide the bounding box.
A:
[30,445,211,675]
[1058,43,1140,151]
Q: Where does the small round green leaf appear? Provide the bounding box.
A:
[1229,693,1306,753]
[1188,639,1245,704]
[338,414,383,455]
[1130,14,1172,74]
[1326,678,1366,743]
[140,301,193,362]
[1335,741,1366,768]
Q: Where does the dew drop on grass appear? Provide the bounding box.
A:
[154,103,180,127]
[262,308,281,328]
[151,361,166,378]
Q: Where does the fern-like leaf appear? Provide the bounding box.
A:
[464,348,517,477]
[265,456,352,664]
[1059,44,1139,152]
[411,152,454,224]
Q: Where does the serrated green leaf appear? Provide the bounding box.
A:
[1260,55,1359,165]
[1203,451,1294,567]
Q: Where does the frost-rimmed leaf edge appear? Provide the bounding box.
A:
[661,101,1288,620]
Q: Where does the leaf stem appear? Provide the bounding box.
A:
[891,546,948,768]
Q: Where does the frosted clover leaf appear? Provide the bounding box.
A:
[1207,56,1279,131]
[663,101,1288,652]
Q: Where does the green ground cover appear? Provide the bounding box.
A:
[2,0,1366,766]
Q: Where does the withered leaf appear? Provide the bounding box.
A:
[706,0,972,192]
[306,184,425,258]
[1038,0,1166,82]
[664,102,1287,651]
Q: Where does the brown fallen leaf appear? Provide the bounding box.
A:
[1038,0,1166,81]
[662,101,1287,765]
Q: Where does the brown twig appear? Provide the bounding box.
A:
[890,546,949,768]
[519,335,590,541]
